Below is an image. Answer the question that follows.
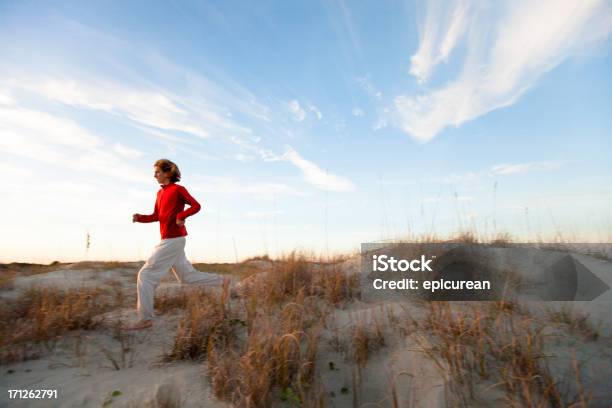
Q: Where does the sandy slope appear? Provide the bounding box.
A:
[0,265,230,408]
[1,248,611,407]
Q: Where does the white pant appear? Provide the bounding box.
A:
[136,236,224,320]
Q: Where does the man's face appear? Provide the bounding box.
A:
[154,167,170,184]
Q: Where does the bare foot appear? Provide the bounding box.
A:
[121,319,153,331]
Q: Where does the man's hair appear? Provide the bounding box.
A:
[154,159,181,182]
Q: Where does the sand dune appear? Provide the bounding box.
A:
[1,247,611,407]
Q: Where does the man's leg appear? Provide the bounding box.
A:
[136,238,182,321]
[171,237,225,286]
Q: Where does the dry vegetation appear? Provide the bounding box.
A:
[0,262,64,289]
[0,239,608,407]
[162,252,359,407]
[0,286,119,364]
[395,301,598,407]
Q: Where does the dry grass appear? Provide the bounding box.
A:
[0,286,116,364]
[351,315,386,371]
[0,262,64,289]
[546,305,600,341]
[207,302,322,407]
[251,252,360,307]
[98,321,137,371]
[192,257,270,278]
[154,289,191,314]
[165,248,601,407]
[491,232,514,247]
[165,283,239,361]
[405,301,595,407]
[0,261,139,290]
[164,252,358,407]
[2,240,604,407]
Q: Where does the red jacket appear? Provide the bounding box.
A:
[137,183,201,239]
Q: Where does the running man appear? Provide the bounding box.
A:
[122,159,224,330]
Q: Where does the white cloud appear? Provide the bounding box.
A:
[0,162,32,178]
[0,90,16,106]
[437,171,480,185]
[113,142,144,159]
[282,146,354,192]
[324,0,363,61]
[456,195,474,202]
[190,176,305,198]
[233,153,255,162]
[410,0,470,83]
[244,210,284,219]
[288,99,306,122]
[352,107,364,117]
[0,105,150,184]
[0,106,101,149]
[397,0,612,141]
[308,104,323,120]
[490,161,566,175]
[373,117,388,131]
[14,78,252,140]
[356,75,382,100]
[424,160,567,185]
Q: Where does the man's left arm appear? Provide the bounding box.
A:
[176,186,202,221]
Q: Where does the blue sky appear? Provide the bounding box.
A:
[1,0,611,263]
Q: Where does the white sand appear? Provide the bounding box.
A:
[1,250,611,407]
[0,265,230,408]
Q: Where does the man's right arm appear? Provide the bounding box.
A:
[134,199,159,223]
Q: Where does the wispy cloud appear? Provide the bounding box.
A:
[324,0,363,64]
[0,105,150,184]
[425,160,568,184]
[0,19,356,196]
[244,210,285,219]
[410,0,470,83]
[335,0,363,58]
[0,90,16,106]
[396,0,612,141]
[287,99,306,122]
[113,142,144,159]
[15,78,251,139]
[285,100,323,121]
[356,75,382,100]
[282,146,354,192]
[233,153,255,162]
[490,161,567,176]
[190,175,305,198]
[0,105,101,149]
[7,75,351,193]
[373,115,388,131]
[308,104,323,120]
[352,107,364,117]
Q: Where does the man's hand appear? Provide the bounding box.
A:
[176,218,185,227]
[132,214,140,223]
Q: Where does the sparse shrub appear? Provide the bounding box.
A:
[351,317,386,369]
[154,288,190,314]
[0,286,115,364]
[491,232,513,247]
[166,283,239,361]
[410,301,595,407]
[452,231,479,244]
[546,305,600,341]
[165,252,352,407]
